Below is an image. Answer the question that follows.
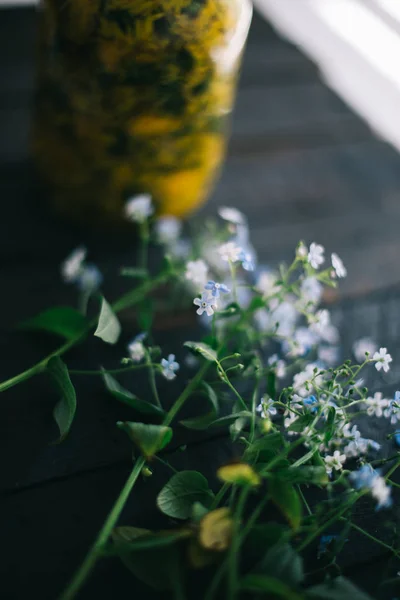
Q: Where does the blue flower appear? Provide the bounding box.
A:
[256,397,277,418]
[161,354,180,381]
[239,250,255,272]
[193,293,217,317]
[349,464,378,490]
[395,430,400,447]
[318,535,338,557]
[204,280,230,298]
[303,395,318,413]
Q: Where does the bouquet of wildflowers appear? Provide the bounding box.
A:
[2,196,400,600]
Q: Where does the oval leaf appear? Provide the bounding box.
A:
[269,478,302,530]
[102,371,165,419]
[94,297,121,344]
[19,306,88,341]
[157,471,214,519]
[184,341,217,362]
[117,421,172,459]
[48,356,77,443]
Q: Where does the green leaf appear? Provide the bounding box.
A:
[244,524,287,559]
[179,381,219,430]
[117,421,172,459]
[288,413,314,433]
[102,371,165,419]
[258,543,304,587]
[216,302,241,318]
[241,574,303,599]
[109,527,189,553]
[325,406,336,444]
[94,297,121,344]
[248,296,266,312]
[19,306,88,341]
[209,411,253,429]
[245,433,285,463]
[276,466,328,486]
[110,526,179,590]
[269,478,302,530]
[184,341,217,362]
[306,577,374,600]
[48,356,77,443]
[120,267,148,279]
[157,471,214,519]
[137,298,153,332]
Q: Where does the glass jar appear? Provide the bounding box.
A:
[32,0,252,226]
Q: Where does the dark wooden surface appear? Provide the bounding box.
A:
[2,7,400,599]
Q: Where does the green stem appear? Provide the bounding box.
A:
[229,261,238,304]
[217,361,247,412]
[0,272,170,394]
[59,456,145,600]
[70,364,157,376]
[210,482,230,510]
[139,221,150,271]
[297,492,363,552]
[59,358,210,600]
[164,361,210,426]
[339,518,400,559]
[146,351,162,409]
[227,487,249,600]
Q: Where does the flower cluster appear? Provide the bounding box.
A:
[53,202,400,597]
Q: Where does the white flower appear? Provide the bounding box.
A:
[383,391,400,424]
[269,299,298,337]
[321,324,340,345]
[218,206,246,225]
[185,260,208,287]
[284,412,298,434]
[128,341,145,363]
[373,347,392,373]
[344,439,368,458]
[370,476,392,509]
[300,277,323,304]
[365,392,389,417]
[268,354,286,378]
[155,216,182,244]
[161,354,180,381]
[293,363,324,397]
[310,309,330,337]
[193,293,217,317]
[218,242,243,263]
[285,327,317,357]
[353,338,377,363]
[331,253,347,278]
[124,194,154,223]
[61,246,87,283]
[324,450,346,475]
[341,423,361,440]
[256,271,280,298]
[318,345,339,366]
[308,243,325,269]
